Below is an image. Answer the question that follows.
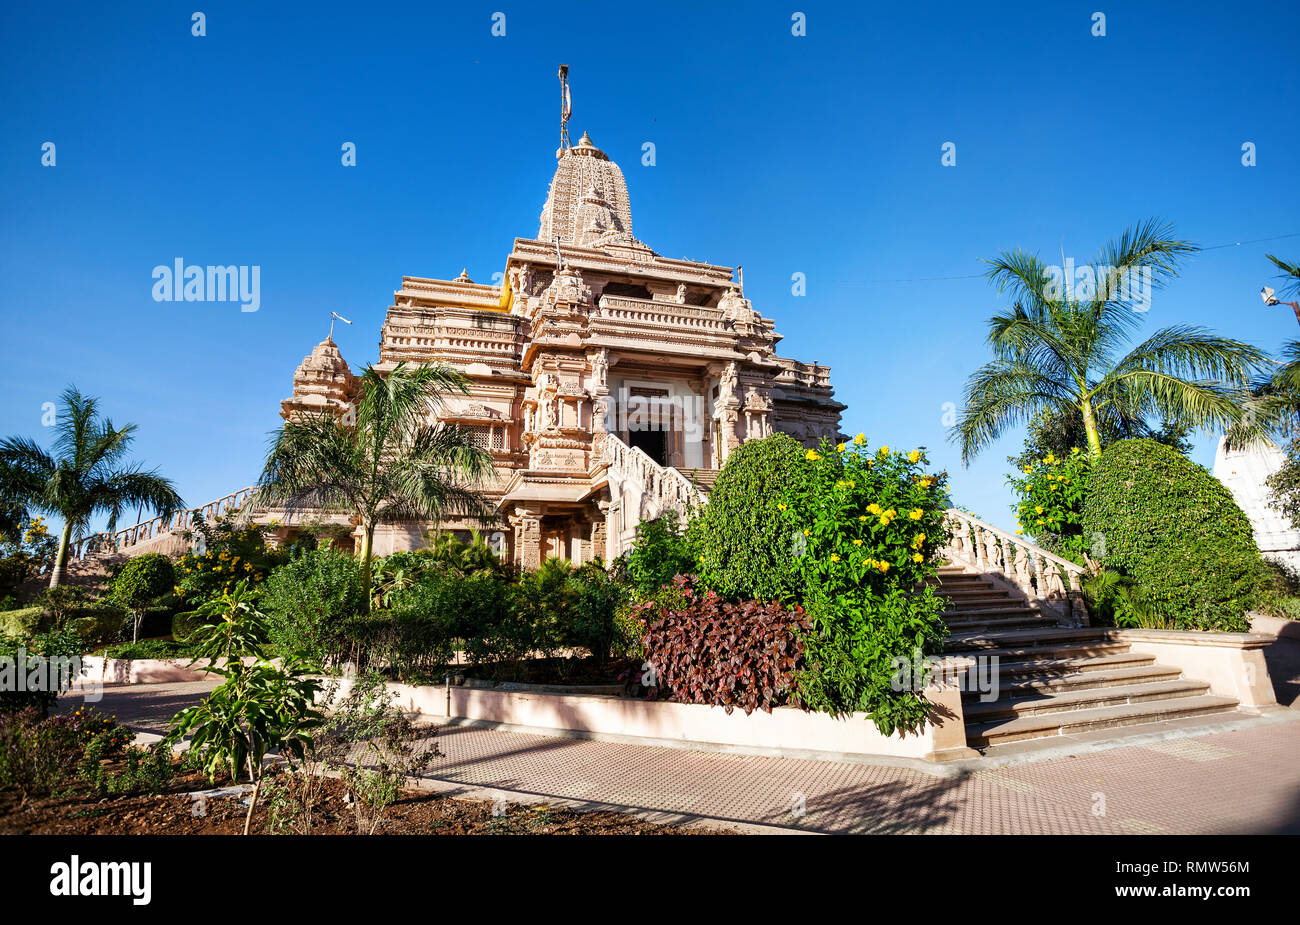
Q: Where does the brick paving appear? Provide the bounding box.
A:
[63,681,1300,835]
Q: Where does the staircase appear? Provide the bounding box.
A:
[679,467,721,495]
[936,566,1240,750]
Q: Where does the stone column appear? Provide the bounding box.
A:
[591,503,609,563]
[513,506,543,569]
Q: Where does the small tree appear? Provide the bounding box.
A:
[111,553,174,643]
[180,580,270,662]
[166,659,322,835]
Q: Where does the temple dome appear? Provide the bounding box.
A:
[538,132,639,248]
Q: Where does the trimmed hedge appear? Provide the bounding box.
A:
[689,433,816,603]
[1082,438,1265,632]
[0,607,43,641]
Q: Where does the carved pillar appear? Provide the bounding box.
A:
[513,506,543,570]
[591,501,609,563]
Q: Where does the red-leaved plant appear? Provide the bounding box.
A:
[629,576,809,715]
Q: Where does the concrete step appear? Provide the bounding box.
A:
[965,678,1211,722]
[941,589,1016,603]
[965,664,1183,700]
[967,694,1241,748]
[991,650,1158,678]
[943,627,1108,652]
[945,615,1056,633]
[941,604,1038,619]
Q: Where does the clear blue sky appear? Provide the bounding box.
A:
[2,0,1298,534]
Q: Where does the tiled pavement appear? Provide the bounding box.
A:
[64,681,1300,835]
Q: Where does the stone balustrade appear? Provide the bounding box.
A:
[942,508,1090,627]
[71,487,258,561]
[603,434,703,535]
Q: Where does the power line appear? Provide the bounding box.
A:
[856,231,1300,285]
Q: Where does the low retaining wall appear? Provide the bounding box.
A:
[325,676,976,763]
[75,656,257,685]
[1104,629,1278,711]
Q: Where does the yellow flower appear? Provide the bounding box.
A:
[908,509,923,520]
[1023,465,1033,474]
[1044,453,1056,464]
[879,516,890,526]
[837,442,847,453]
[852,539,863,546]
[919,477,934,488]
[867,503,882,515]
[853,433,866,445]
[878,446,890,456]
[805,450,820,461]
[1071,447,1080,455]
[1015,529,1023,535]
[907,450,922,464]
[803,530,811,537]
[1035,506,1044,514]
[877,561,891,573]
[830,554,841,562]
[912,553,924,563]
[884,509,897,518]
[1036,518,1044,525]
[777,503,787,511]
[858,515,868,522]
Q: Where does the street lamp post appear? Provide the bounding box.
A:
[1262,286,1300,327]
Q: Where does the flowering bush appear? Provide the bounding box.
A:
[174,514,291,605]
[780,435,951,735]
[1007,448,1091,563]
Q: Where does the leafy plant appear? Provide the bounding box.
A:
[180,579,270,661]
[324,672,437,834]
[636,576,808,715]
[622,512,695,598]
[166,659,323,834]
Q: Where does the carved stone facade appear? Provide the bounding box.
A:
[280,129,845,565]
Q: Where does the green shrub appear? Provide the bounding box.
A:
[1082,438,1266,632]
[174,514,291,605]
[783,437,951,735]
[261,548,366,666]
[1007,447,1092,563]
[690,433,817,602]
[102,639,190,660]
[0,606,43,641]
[69,601,129,646]
[622,512,695,598]
[561,562,627,667]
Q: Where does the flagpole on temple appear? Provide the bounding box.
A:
[558,64,571,156]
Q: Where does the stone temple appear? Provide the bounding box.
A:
[278,126,845,567]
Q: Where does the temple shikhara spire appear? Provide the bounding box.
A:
[279,69,845,566]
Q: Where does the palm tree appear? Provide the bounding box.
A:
[952,220,1266,462]
[0,386,184,587]
[254,362,496,609]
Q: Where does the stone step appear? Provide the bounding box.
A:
[967,694,1240,748]
[940,603,1038,618]
[945,615,1056,633]
[990,650,1157,678]
[964,678,1211,722]
[941,589,1015,602]
[963,664,1183,700]
[943,627,1108,652]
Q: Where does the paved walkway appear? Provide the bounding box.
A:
[62,680,1300,835]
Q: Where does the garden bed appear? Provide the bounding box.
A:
[0,765,733,835]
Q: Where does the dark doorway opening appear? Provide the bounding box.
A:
[629,428,667,465]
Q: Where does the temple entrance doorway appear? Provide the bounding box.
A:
[629,427,667,465]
